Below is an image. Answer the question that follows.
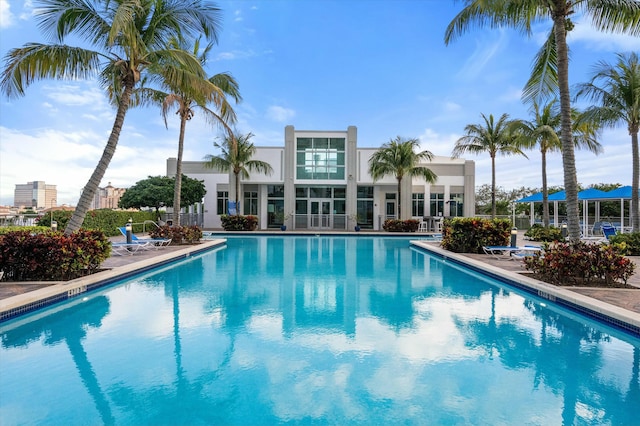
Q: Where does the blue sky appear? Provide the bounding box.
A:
[0,0,638,206]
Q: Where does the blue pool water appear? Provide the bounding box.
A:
[1,236,638,425]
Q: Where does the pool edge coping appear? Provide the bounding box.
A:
[411,240,640,337]
[0,239,226,323]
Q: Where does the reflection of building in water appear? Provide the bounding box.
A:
[199,238,446,338]
[169,125,475,230]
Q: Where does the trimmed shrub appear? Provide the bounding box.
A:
[524,224,563,242]
[0,226,50,236]
[37,209,157,237]
[608,232,640,256]
[149,225,202,244]
[523,241,635,286]
[220,215,258,231]
[382,219,420,232]
[440,217,512,253]
[0,229,111,281]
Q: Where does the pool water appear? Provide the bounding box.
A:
[1,236,638,425]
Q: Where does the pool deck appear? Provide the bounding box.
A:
[1,232,639,333]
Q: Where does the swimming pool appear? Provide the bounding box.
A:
[1,235,638,424]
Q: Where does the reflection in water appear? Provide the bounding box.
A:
[1,236,638,424]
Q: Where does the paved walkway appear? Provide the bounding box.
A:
[1,232,639,317]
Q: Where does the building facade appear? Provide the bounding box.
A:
[13,181,57,209]
[167,126,475,230]
[90,182,127,210]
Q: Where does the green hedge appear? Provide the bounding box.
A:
[220,215,258,231]
[37,209,157,236]
[149,225,203,244]
[382,219,420,232]
[0,229,111,281]
[440,217,512,253]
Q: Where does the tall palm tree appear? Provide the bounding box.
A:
[204,132,274,214]
[518,100,603,227]
[153,38,241,226]
[0,0,223,235]
[576,52,640,232]
[445,0,640,241]
[452,113,526,219]
[368,136,436,220]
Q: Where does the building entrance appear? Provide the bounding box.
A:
[310,199,332,229]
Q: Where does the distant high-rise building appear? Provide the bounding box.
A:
[14,181,57,208]
[90,182,126,209]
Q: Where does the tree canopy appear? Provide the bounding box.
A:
[119,175,206,213]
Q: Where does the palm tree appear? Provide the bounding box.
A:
[576,52,640,232]
[518,100,603,227]
[452,113,526,219]
[368,136,436,220]
[445,0,640,241]
[0,0,223,235]
[154,39,241,227]
[204,132,274,214]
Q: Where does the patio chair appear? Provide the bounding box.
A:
[117,227,172,249]
[111,241,150,255]
[602,225,617,241]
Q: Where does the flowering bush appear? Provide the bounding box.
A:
[440,217,512,253]
[382,219,420,232]
[0,229,111,281]
[149,225,202,244]
[220,215,258,231]
[523,241,635,286]
[608,232,640,255]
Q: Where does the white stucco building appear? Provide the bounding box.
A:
[167,125,475,231]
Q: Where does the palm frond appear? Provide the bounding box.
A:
[522,28,559,105]
[1,43,101,98]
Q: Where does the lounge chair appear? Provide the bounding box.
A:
[483,245,542,259]
[117,227,172,249]
[111,241,150,255]
[602,225,617,241]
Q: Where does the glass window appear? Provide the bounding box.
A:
[297,138,312,149]
[217,191,228,215]
[330,138,345,150]
[267,185,284,198]
[412,193,425,217]
[296,187,308,198]
[430,193,444,216]
[333,187,346,199]
[310,187,332,198]
[296,137,346,180]
[449,194,464,217]
[386,193,396,200]
[357,186,374,199]
[243,191,258,215]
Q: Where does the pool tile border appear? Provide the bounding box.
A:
[0,239,226,323]
[411,241,640,338]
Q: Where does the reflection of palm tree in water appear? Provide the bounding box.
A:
[2,296,114,424]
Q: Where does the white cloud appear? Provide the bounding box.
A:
[0,126,175,206]
[570,16,640,51]
[417,128,460,157]
[0,0,14,28]
[456,30,508,79]
[234,9,243,22]
[43,84,106,108]
[266,105,295,123]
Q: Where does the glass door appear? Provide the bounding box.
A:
[310,200,332,229]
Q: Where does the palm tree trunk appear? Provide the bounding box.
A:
[64,82,133,235]
[491,155,496,219]
[553,13,580,241]
[172,114,188,226]
[397,176,402,219]
[631,128,639,231]
[234,171,240,216]
[542,148,550,227]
